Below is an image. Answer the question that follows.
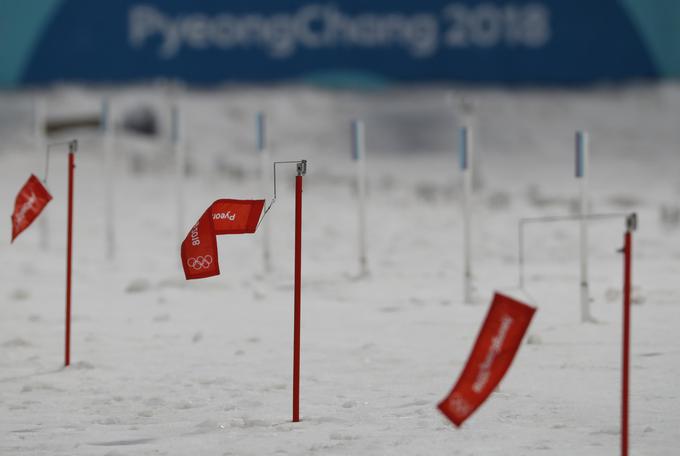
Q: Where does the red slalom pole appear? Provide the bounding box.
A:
[65,141,76,367]
[292,161,305,422]
[621,214,635,456]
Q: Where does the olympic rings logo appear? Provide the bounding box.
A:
[187,255,213,270]
[448,394,472,416]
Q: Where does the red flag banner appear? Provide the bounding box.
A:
[11,174,52,242]
[438,293,536,427]
[181,199,265,280]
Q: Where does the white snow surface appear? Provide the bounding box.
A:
[1,84,679,455]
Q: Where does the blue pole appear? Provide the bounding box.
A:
[459,126,468,171]
[575,130,593,322]
[256,112,266,152]
[257,111,272,272]
[460,125,473,304]
[575,131,586,178]
[351,120,361,161]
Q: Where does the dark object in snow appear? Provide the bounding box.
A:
[46,115,100,135]
[121,105,158,136]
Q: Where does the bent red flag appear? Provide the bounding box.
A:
[181,199,265,280]
[11,175,52,242]
[438,293,536,427]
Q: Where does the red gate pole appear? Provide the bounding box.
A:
[293,160,306,422]
[65,140,76,367]
[621,213,636,456]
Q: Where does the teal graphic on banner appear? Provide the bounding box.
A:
[1,0,679,87]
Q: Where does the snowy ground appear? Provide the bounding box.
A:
[1,84,679,455]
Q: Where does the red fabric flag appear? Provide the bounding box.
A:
[181,199,265,280]
[11,175,52,242]
[438,293,536,427]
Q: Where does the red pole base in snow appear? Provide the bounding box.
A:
[621,225,633,456]
[65,150,75,367]
[292,174,302,422]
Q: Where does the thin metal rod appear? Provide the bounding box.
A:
[272,161,304,199]
[102,97,115,261]
[34,100,49,251]
[461,126,473,304]
[621,227,632,456]
[293,174,303,422]
[172,103,186,247]
[257,160,307,229]
[44,140,76,184]
[577,130,592,323]
[256,112,272,272]
[352,119,368,276]
[256,111,266,151]
[520,213,631,224]
[44,139,78,366]
[518,219,525,289]
[44,149,50,184]
[65,148,75,367]
[32,98,44,144]
[518,212,634,292]
[621,213,635,456]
